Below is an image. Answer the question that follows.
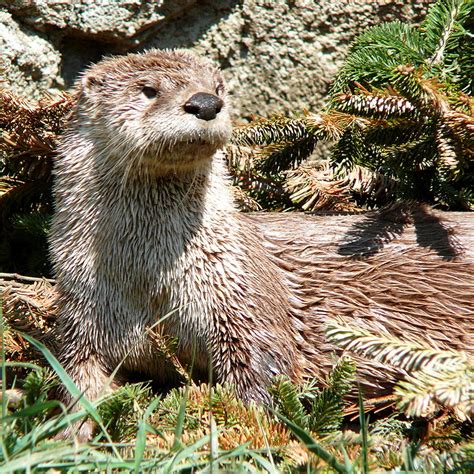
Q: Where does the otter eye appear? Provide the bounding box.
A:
[142,86,158,99]
[215,83,224,95]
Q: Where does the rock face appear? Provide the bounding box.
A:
[1,0,196,42]
[1,0,431,115]
[0,11,63,100]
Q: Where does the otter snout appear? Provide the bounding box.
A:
[184,92,223,121]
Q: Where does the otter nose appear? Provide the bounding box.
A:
[184,92,223,121]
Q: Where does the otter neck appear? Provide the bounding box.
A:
[92,150,238,239]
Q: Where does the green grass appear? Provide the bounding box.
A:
[2,316,473,473]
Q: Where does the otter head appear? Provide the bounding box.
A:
[76,49,232,175]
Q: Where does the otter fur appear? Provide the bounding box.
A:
[50,49,474,440]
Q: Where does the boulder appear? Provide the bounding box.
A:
[0,11,63,100]
[1,0,431,115]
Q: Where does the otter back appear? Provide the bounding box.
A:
[50,49,473,441]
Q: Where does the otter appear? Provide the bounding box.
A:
[50,49,474,441]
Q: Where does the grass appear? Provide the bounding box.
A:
[1,304,474,472]
[2,343,473,471]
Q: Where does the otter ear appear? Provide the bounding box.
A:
[81,73,104,96]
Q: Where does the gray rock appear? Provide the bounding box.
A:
[0,11,63,100]
[1,0,196,44]
[1,0,431,116]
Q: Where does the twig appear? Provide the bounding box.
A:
[0,273,55,284]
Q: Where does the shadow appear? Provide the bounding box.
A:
[412,205,463,260]
[58,0,243,88]
[337,203,463,260]
[337,205,410,258]
[60,37,109,89]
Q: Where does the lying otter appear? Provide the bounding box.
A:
[49,49,474,440]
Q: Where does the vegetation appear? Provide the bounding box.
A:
[231,0,473,212]
[0,91,73,276]
[1,0,473,472]
[2,298,473,472]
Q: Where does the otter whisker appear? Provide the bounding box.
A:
[50,49,474,446]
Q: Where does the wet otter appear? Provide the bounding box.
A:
[50,49,474,441]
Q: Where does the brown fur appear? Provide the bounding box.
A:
[50,49,474,441]
[249,207,473,394]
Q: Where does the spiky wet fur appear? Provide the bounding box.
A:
[50,49,474,441]
[51,49,304,440]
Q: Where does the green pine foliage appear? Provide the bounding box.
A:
[325,318,474,421]
[98,383,158,441]
[270,356,356,436]
[309,357,356,435]
[22,367,58,409]
[233,0,473,211]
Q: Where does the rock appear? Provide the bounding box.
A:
[0,11,63,100]
[1,0,432,115]
[0,0,196,44]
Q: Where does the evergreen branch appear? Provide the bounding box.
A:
[305,112,359,141]
[98,383,156,441]
[430,1,461,65]
[270,376,308,429]
[443,109,474,149]
[234,172,291,211]
[0,90,69,226]
[343,162,398,205]
[325,319,468,373]
[455,27,474,92]
[436,123,460,174]
[232,115,311,147]
[0,89,71,151]
[224,143,255,175]
[284,162,361,212]
[230,185,262,211]
[392,66,451,114]
[333,93,419,120]
[255,136,318,174]
[330,123,380,173]
[308,390,345,436]
[363,120,433,147]
[327,355,357,396]
[330,21,425,94]
[232,111,356,150]
[396,363,474,419]
[422,0,473,65]
[308,356,356,435]
[325,319,474,420]
[415,444,474,473]
[271,357,356,437]
[380,139,439,200]
[146,329,190,383]
[380,134,434,158]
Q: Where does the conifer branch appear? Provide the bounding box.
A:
[232,115,311,147]
[423,0,472,65]
[325,319,467,373]
[285,163,358,212]
[285,161,396,212]
[333,93,419,120]
[325,319,473,420]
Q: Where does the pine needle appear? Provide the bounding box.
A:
[325,318,474,420]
